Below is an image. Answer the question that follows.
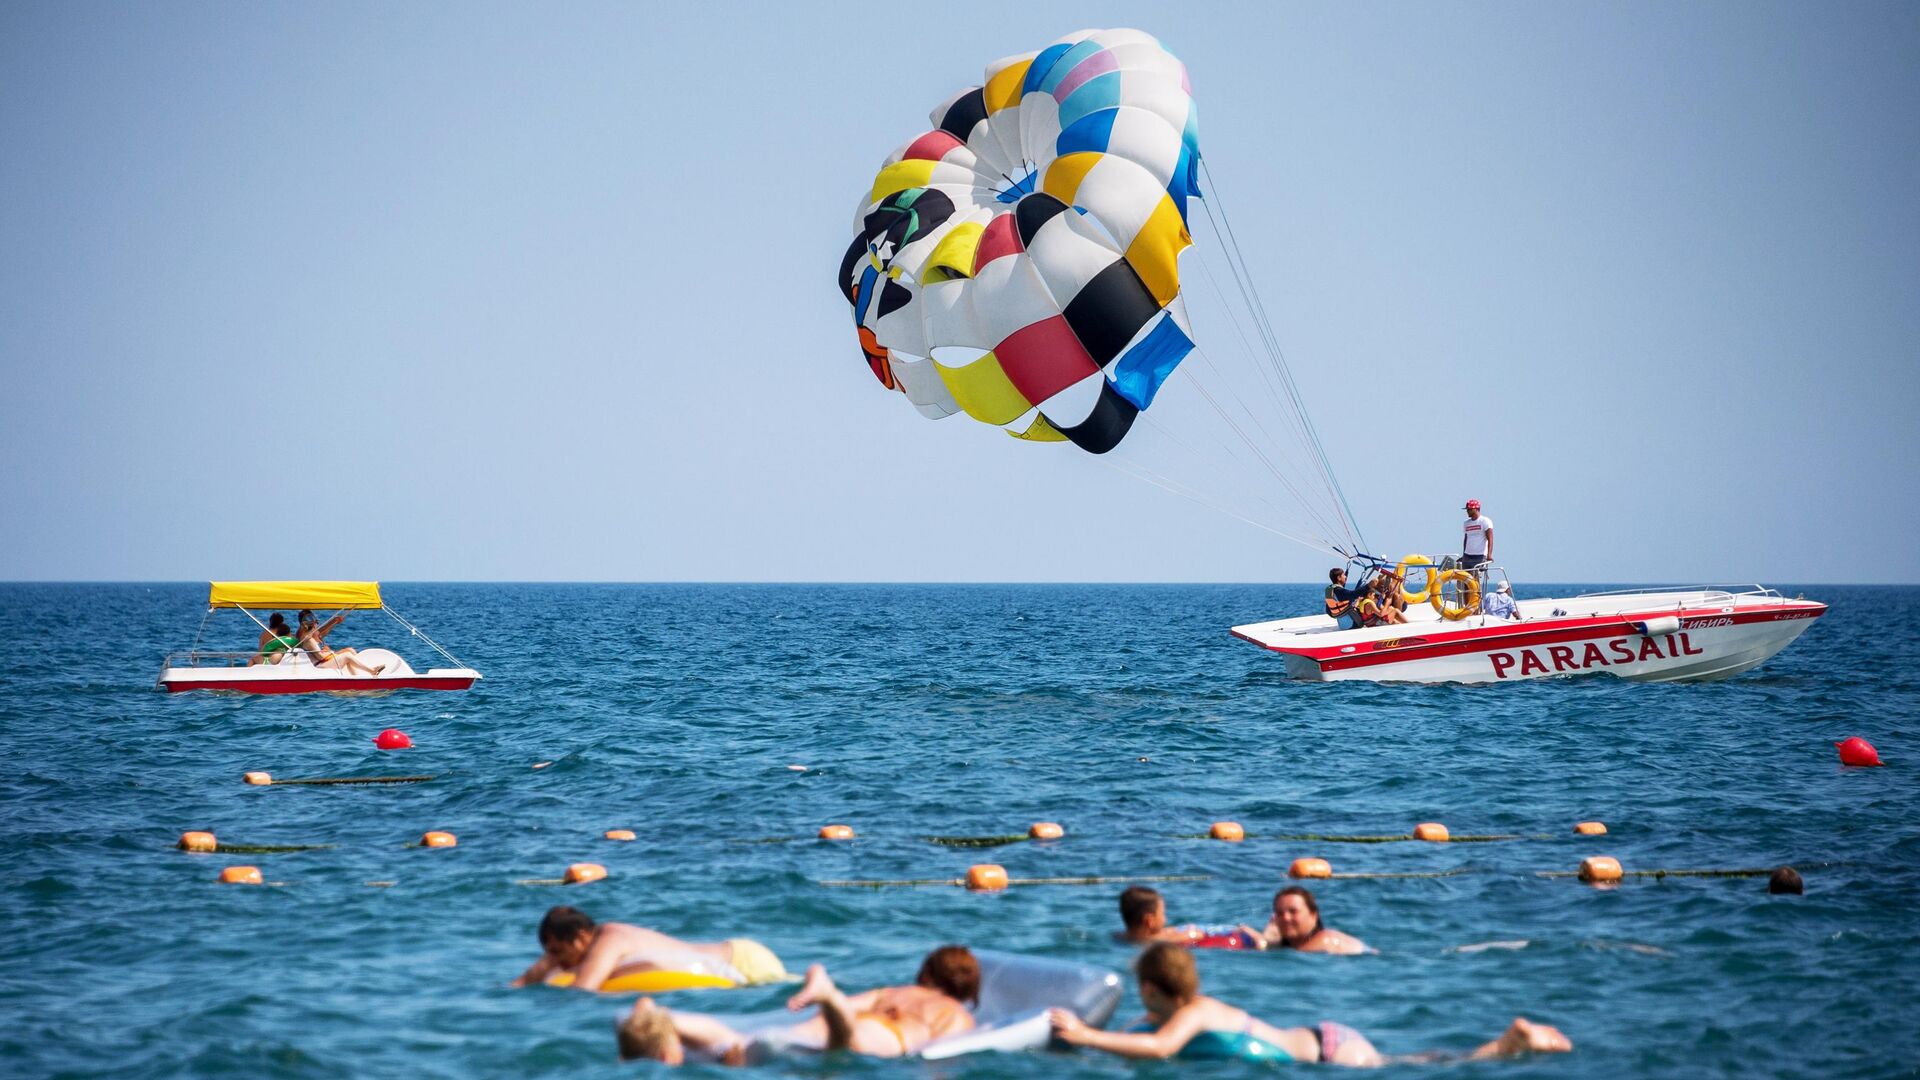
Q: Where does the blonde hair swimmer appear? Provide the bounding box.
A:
[1235,886,1371,955]
[511,906,789,992]
[617,946,979,1065]
[1049,943,1572,1065]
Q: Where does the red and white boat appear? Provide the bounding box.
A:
[157,581,480,695]
[1232,572,1824,684]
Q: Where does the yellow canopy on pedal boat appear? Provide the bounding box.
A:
[207,581,383,610]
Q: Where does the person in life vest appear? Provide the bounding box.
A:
[1356,576,1408,627]
[1461,499,1494,570]
[1323,569,1365,622]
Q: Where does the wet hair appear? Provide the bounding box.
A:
[538,905,595,946]
[1274,886,1323,933]
[616,1004,677,1062]
[1768,866,1804,895]
[1135,942,1199,1002]
[1328,568,1344,583]
[1119,886,1163,931]
[915,945,980,1005]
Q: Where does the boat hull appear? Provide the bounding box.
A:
[158,671,479,695]
[1233,591,1824,684]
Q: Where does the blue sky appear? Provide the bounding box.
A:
[3,2,1915,583]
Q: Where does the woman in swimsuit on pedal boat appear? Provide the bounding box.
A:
[1050,942,1571,1066]
[616,946,977,1065]
[296,610,382,676]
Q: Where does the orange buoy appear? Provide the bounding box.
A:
[1210,821,1245,842]
[179,831,218,852]
[1413,822,1450,842]
[1029,822,1064,840]
[1578,856,1623,884]
[604,829,637,841]
[219,865,263,885]
[420,831,457,848]
[818,824,855,840]
[564,862,608,884]
[966,863,1010,891]
[1289,857,1332,879]
[243,771,272,786]
[1575,821,1608,836]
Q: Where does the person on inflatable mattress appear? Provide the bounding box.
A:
[1050,943,1572,1066]
[616,945,978,1065]
[511,905,789,992]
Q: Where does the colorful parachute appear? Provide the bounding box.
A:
[839,28,1202,454]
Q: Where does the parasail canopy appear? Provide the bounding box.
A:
[207,581,383,610]
[839,27,1201,454]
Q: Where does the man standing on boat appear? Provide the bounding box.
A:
[1460,500,1493,570]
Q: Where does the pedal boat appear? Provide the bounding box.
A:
[157,581,481,695]
[1232,578,1824,684]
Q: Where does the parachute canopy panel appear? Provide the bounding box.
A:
[208,581,384,610]
[840,27,1200,455]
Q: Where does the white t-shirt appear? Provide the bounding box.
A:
[1463,514,1494,556]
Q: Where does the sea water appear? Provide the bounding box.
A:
[0,583,1913,1078]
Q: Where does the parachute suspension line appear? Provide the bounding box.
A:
[1196,159,1369,555]
[1097,455,1347,557]
[1130,411,1300,537]
[1167,351,1354,550]
[1184,248,1355,547]
[1190,197,1359,558]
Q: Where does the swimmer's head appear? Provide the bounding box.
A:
[1273,886,1322,943]
[617,1000,683,1064]
[538,905,596,965]
[1135,942,1200,1011]
[915,945,980,1006]
[1769,866,1804,895]
[1119,886,1165,936]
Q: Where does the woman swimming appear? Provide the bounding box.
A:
[1049,942,1571,1066]
[1238,885,1371,954]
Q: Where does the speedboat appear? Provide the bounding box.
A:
[1232,564,1824,684]
[156,581,481,695]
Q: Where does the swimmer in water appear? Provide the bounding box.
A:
[616,946,978,1065]
[511,905,789,991]
[1049,942,1572,1066]
[1116,886,1213,944]
[1238,885,1370,954]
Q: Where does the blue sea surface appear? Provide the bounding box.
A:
[0,583,1914,1079]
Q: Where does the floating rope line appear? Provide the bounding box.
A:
[208,843,336,854]
[923,835,1033,848]
[250,775,436,786]
[820,874,1213,890]
[1326,869,1473,880]
[1173,832,1540,843]
[1536,868,1777,880]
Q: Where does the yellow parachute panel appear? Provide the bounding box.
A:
[934,352,1033,425]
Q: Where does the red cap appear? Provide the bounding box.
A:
[1465,499,1481,511]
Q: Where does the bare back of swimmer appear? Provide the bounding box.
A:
[617,946,978,1065]
[512,906,783,991]
[1050,943,1571,1066]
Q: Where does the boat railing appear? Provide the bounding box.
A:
[161,650,312,669]
[1569,585,1780,604]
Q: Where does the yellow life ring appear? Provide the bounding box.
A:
[1395,554,1435,605]
[1429,569,1482,621]
[547,969,740,993]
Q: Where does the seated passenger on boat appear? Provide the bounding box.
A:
[1323,569,1365,622]
[513,905,789,992]
[250,613,297,665]
[1481,581,1520,620]
[1049,943,1571,1065]
[1357,576,1408,626]
[296,610,383,676]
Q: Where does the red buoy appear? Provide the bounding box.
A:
[374,728,413,750]
[1836,737,1882,767]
